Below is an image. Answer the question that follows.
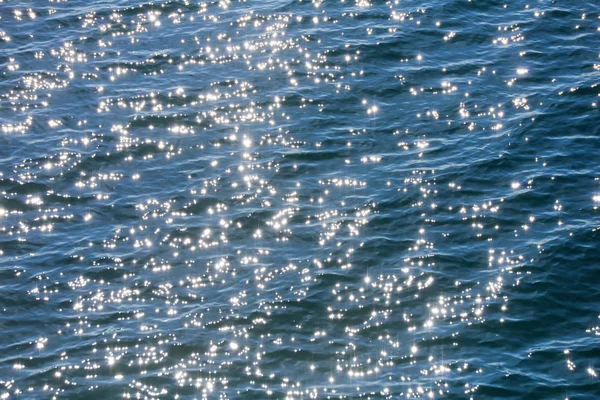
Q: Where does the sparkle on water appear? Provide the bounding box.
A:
[0,0,599,399]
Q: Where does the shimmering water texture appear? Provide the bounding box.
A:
[1,0,599,399]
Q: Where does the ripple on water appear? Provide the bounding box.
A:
[1,0,599,399]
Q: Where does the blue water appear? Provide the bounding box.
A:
[1,0,599,398]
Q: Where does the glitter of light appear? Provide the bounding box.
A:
[511,182,520,189]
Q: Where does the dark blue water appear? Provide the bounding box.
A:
[1,0,599,398]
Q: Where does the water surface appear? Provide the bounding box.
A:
[1,0,599,398]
